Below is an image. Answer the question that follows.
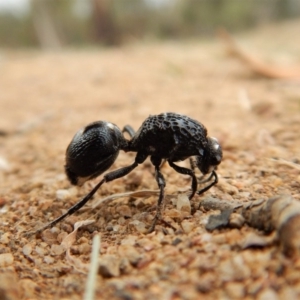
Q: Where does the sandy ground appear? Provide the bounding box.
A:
[1,20,300,299]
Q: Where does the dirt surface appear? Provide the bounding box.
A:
[1,21,300,300]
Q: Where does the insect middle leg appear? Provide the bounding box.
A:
[168,160,197,200]
[148,157,166,233]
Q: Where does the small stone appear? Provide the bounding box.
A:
[181,220,195,233]
[118,245,142,266]
[196,272,215,293]
[137,238,160,251]
[229,213,245,228]
[176,194,191,214]
[253,184,264,193]
[35,246,46,256]
[0,253,14,267]
[118,217,126,225]
[0,232,10,244]
[44,256,55,264]
[106,224,113,231]
[22,244,33,256]
[56,189,71,201]
[129,220,147,233]
[225,282,245,298]
[98,254,120,277]
[113,225,120,232]
[119,257,132,274]
[116,205,132,218]
[166,209,182,220]
[121,235,137,246]
[41,229,58,244]
[77,236,89,244]
[219,255,250,282]
[218,180,239,195]
[0,156,10,171]
[50,244,64,256]
[257,288,278,300]
[78,243,91,255]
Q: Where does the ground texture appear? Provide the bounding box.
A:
[1,21,300,300]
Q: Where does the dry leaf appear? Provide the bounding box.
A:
[61,219,95,250]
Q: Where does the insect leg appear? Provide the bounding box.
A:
[197,171,218,207]
[168,160,197,200]
[32,161,140,236]
[148,157,166,233]
[122,125,136,138]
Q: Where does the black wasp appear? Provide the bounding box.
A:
[37,112,222,233]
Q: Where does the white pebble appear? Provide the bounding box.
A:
[0,156,10,171]
[0,253,14,267]
[181,220,195,233]
[176,194,191,214]
[22,244,33,256]
[56,189,72,201]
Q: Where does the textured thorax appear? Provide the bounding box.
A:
[129,112,208,160]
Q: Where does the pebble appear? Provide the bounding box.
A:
[166,209,182,220]
[0,253,14,267]
[78,243,91,255]
[176,194,191,214]
[225,282,245,298]
[0,156,10,171]
[229,213,245,228]
[257,288,278,300]
[44,255,55,264]
[118,244,142,266]
[119,257,133,274]
[41,229,58,244]
[218,179,239,195]
[56,189,72,201]
[0,232,10,244]
[116,205,132,218]
[181,220,195,233]
[50,244,64,256]
[219,255,251,282]
[196,272,215,293]
[98,254,120,277]
[129,220,147,233]
[137,238,160,251]
[35,246,46,256]
[121,235,138,246]
[22,244,33,256]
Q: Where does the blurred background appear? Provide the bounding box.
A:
[1,0,300,49]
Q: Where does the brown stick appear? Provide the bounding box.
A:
[219,28,300,80]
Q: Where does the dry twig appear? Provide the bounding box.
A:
[201,195,300,256]
[219,28,300,79]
